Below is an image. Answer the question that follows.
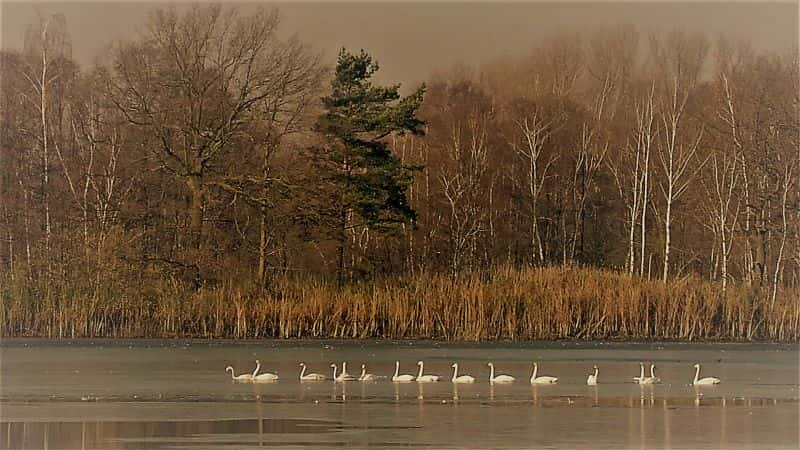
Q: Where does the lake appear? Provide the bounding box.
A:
[1,340,797,449]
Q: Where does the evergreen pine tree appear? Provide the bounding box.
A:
[313,49,425,282]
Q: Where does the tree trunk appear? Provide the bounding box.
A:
[663,192,672,282]
[640,148,650,277]
[40,40,52,285]
[258,207,267,286]
[186,175,204,250]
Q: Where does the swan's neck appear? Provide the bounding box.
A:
[452,364,458,380]
[417,363,424,378]
[531,364,537,381]
[639,364,644,379]
[253,362,260,377]
[300,365,306,378]
[489,364,495,381]
[594,367,599,377]
[650,365,655,378]
[332,365,338,378]
[342,362,348,373]
[693,366,700,383]
[394,362,399,378]
[360,366,366,378]
[227,368,235,379]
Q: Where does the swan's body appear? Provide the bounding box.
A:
[359,364,379,381]
[392,361,416,382]
[530,363,558,384]
[225,366,254,382]
[488,362,515,383]
[451,363,475,383]
[299,363,326,381]
[587,365,598,386]
[416,361,441,382]
[331,363,357,382]
[641,364,660,384]
[692,363,721,386]
[252,360,279,382]
[633,362,645,384]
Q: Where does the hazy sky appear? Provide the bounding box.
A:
[2,2,797,85]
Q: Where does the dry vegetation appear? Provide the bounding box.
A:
[3,266,797,340]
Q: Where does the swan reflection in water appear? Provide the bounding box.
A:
[590,385,599,407]
[330,379,349,402]
[639,383,655,407]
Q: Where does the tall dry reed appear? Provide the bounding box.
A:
[1,266,797,340]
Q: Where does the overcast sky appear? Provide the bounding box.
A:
[2,2,797,85]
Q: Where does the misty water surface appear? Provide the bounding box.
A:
[1,340,797,449]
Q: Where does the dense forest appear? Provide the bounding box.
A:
[1,5,798,340]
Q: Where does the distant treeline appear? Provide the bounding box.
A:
[0,5,798,340]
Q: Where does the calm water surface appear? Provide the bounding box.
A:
[0,340,797,449]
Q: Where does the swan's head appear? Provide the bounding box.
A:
[299,363,305,367]
[487,362,494,367]
[593,365,598,369]
[255,360,260,365]
[361,364,366,369]
[330,363,336,368]
[451,363,457,368]
[417,361,423,365]
[225,366,233,372]
[693,363,700,368]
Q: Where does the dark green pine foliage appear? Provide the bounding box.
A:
[314,49,425,281]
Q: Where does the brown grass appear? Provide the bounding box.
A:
[1,266,797,340]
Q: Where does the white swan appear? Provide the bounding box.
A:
[330,363,357,382]
[633,362,645,383]
[359,364,378,381]
[530,363,558,384]
[416,361,441,382]
[641,364,660,384]
[587,365,598,385]
[392,361,416,382]
[340,362,357,380]
[225,365,254,382]
[252,360,279,382]
[450,363,475,383]
[488,362,515,383]
[692,363,721,385]
[299,363,326,381]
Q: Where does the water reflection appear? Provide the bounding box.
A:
[1,394,796,450]
[1,418,346,450]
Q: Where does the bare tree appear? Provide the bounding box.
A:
[208,37,325,285]
[109,5,283,251]
[608,87,655,275]
[509,110,557,264]
[108,5,320,282]
[440,109,492,275]
[651,31,709,281]
[13,12,72,284]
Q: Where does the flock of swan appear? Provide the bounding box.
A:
[226,360,722,386]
